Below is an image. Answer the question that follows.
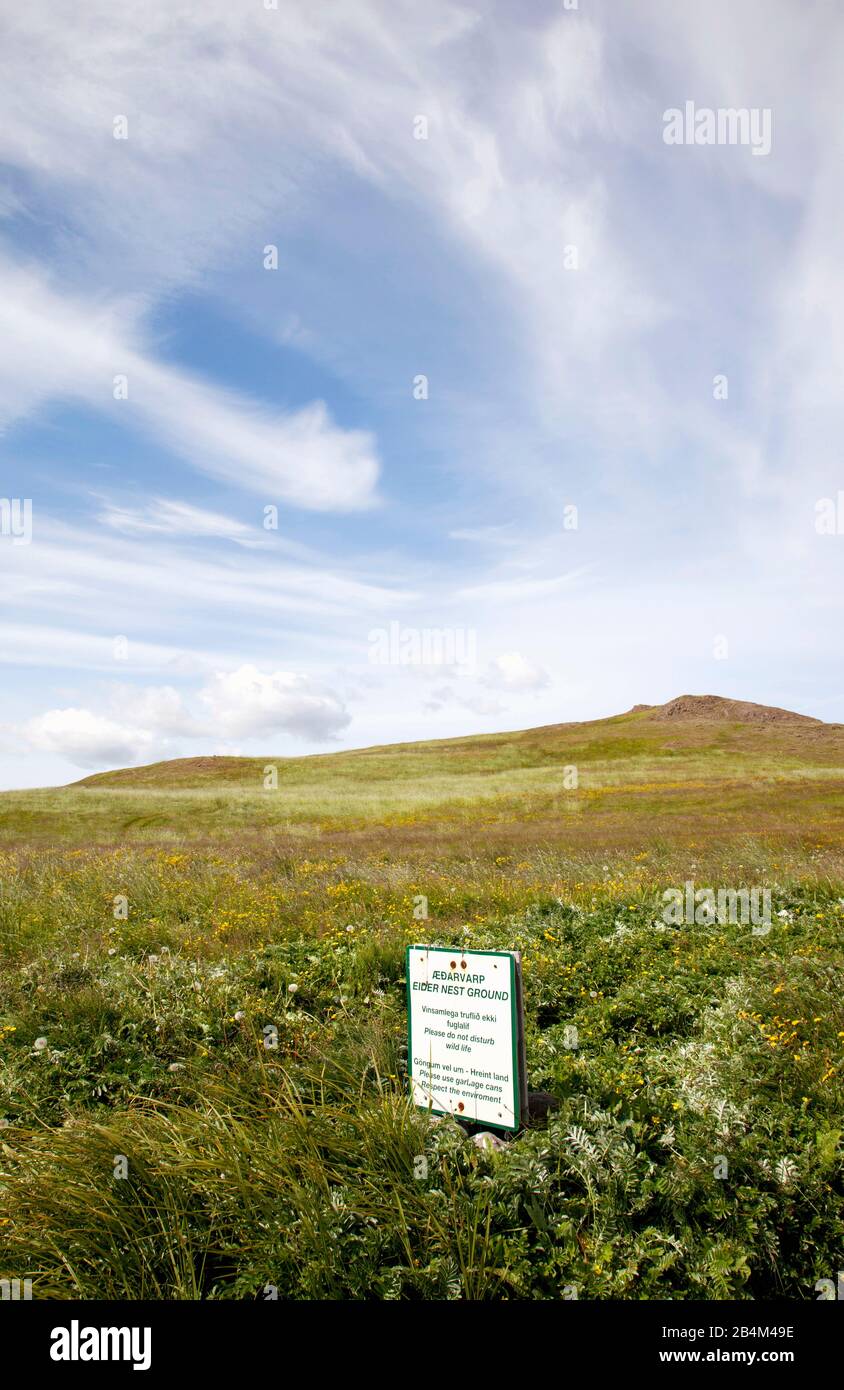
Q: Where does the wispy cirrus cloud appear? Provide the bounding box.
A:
[97,497,262,546]
[0,267,380,511]
[3,517,413,630]
[457,568,592,604]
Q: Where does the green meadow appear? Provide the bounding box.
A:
[1,701,843,1299]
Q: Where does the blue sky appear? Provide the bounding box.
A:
[0,0,842,788]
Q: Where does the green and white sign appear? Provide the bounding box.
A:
[406,945,526,1132]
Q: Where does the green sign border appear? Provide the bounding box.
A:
[406,944,521,1132]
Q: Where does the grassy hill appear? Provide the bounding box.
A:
[71,693,839,789]
[2,695,843,856]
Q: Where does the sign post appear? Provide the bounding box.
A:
[406,945,526,1132]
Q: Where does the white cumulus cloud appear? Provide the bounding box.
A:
[23,708,156,769]
[484,652,550,692]
[199,665,350,742]
[19,665,351,771]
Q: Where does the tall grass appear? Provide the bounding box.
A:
[2,849,843,1299]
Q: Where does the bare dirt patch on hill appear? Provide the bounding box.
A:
[646,694,823,725]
